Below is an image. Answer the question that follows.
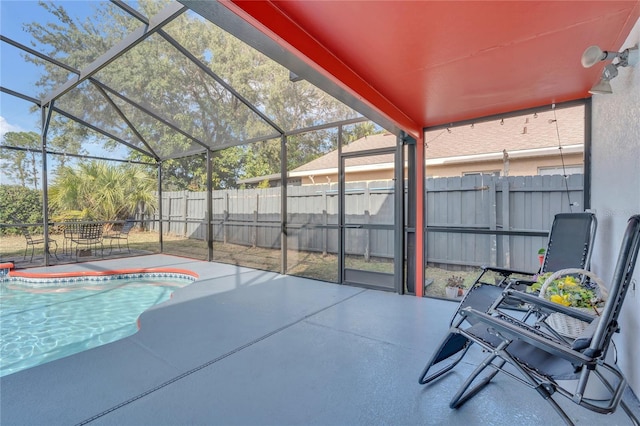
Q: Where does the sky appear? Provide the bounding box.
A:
[1,1,100,137]
[1,1,134,183]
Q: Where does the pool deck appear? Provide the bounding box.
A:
[1,254,638,425]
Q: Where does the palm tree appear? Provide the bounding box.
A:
[49,161,156,221]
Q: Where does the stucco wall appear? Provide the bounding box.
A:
[426,153,583,178]
[590,18,640,395]
[297,153,584,185]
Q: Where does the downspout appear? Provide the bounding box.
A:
[583,97,592,210]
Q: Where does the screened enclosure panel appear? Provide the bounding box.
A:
[53,82,154,157]
[0,1,142,74]
[0,93,41,137]
[2,1,368,163]
[163,9,363,133]
[46,110,152,163]
[0,43,72,104]
[92,32,279,152]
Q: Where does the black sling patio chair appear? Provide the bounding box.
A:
[62,219,82,254]
[103,220,134,254]
[20,226,58,262]
[419,212,597,385]
[71,223,104,259]
[441,214,640,425]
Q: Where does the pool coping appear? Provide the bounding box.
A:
[4,267,199,285]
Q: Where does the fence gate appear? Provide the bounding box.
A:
[340,148,397,291]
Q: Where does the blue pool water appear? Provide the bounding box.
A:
[0,277,192,377]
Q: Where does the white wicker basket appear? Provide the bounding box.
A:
[539,268,608,338]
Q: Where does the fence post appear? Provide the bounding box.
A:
[489,179,497,268]
[253,193,259,248]
[183,192,189,237]
[224,192,229,244]
[322,186,328,256]
[365,183,370,262]
[502,178,511,268]
[165,194,171,236]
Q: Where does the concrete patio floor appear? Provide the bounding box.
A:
[1,254,638,425]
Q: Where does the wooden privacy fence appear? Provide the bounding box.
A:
[146,174,583,271]
[426,174,583,272]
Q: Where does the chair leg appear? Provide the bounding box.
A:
[49,240,58,260]
[620,399,640,426]
[449,352,505,409]
[492,347,576,426]
[419,333,472,385]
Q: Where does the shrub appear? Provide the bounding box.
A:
[0,185,43,235]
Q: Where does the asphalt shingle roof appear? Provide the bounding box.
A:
[293,105,584,172]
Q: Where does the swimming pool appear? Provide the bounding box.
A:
[0,277,193,377]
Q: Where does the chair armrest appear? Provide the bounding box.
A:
[509,278,536,287]
[481,265,535,277]
[500,289,597,323]
[460,307,596,365]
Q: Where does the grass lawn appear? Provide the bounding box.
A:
[1,231,519,298]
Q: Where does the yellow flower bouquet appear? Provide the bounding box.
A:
[531,272,603,310]
[530,268,608,338]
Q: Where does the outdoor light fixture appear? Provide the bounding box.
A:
[581,45,639,94]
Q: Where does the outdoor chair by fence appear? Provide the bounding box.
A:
[62,220,82,254]
[71,223,104,259]
[437,214,640,425]
[103,220,134,254]
[20,226,58,262]
[419,212,597,385]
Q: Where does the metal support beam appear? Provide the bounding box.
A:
[1,35,78,74]
[51,106,155,159]
[0,145,156,165]
[159,29,285,136]
[280,134,287,275]
[394,134,405,294]
[180,0,409,137]
[337,126,344,284]
[41,2,186,106]
[158,162,163,252]
[1,86,41,106]
[1,35,205,155]
[405,134,416,294]
[90,79,210,151]
[284,117,369,137]
[206,149,214,261]
[41,104,54,266]
[415,133,425,297]
[91,83,159,159]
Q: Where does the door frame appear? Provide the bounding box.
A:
[338,144,404,292]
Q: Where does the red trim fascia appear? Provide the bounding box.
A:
[415,135,425,297]
[0,262,15,270]
[8,268,199,280]
[221,0,420,138]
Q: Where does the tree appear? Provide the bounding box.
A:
[49,161,156,221]
[22,1,381,189]
[0,132,42,189]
